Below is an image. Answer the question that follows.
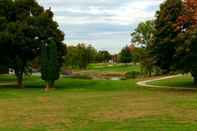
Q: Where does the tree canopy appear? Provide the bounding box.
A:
[118,46,132,63]
[173,0,197,83]
[151,0,183,73]
[0,0,65,87]
[150,0,197,84]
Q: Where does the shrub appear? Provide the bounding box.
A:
[126,71,141,79]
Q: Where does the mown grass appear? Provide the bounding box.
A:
[1,74,197,130]
[149,74,196,88]
[87,63,141,73]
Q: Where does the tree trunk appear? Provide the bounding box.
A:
[45,82,50,92]
[148,72,152,77]
[191,71,197,85]
[15,71,24,88]
[45,81,55,92]
[193,77,197,85]
[17,78,23,88]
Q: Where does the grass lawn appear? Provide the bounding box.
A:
[87,63,141,73]
[1,74,197,130]
[149,74,197,88]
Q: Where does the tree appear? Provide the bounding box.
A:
[131,20,155,47]
[173,0,197,84]
[176,0,197,31]
[0,0,65,87]
[150,0,197,84]
[65,44,97,69]
[77,44,89,69]
[96,50,111,63]
[151,0,183,73]
[41,39,60,91]
[65,46,79,68]
[86,45,97,63]
[131,20,156,76]
[118,46,132,63]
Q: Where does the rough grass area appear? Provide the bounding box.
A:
[149,74,196,88]
[87,63,141,73]
[1,75,197,130]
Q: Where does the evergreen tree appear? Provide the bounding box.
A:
[41,39,60,91]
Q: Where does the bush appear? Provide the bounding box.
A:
[126,71,141,79]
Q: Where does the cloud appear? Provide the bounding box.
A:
[38,0,164,53]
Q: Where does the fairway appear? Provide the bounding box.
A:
[1,0,197,130]
[1,75,197,130]
[87,63,141,73]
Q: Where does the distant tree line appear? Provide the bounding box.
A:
[65,44,112,69]
[65,43,143,70]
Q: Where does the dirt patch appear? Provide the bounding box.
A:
[38,96,49,103]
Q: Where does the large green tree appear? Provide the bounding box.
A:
[0,0,65,87]
[174,0,197,84]
[151,0,183,73]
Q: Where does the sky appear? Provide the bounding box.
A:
[38,0,164,53]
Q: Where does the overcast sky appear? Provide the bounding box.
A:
[38,0,164,53]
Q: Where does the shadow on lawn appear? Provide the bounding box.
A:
[0,79,106,91]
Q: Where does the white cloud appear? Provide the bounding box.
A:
[38,0,164,53]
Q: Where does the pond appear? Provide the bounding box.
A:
[64,74,125,81]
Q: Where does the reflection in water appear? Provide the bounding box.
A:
[92,76,124,80]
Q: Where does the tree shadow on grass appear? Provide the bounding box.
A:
[55,79,107,91]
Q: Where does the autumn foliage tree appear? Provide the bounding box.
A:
[151,0,183,73]
[176,0,197,31]
[174,0,197,84]
[151,0,197,84]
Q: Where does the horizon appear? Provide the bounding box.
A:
[39,0,164,53]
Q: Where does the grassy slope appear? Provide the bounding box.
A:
[87,63,141,73]
[1,75,197,130]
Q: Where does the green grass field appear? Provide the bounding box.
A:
[149,74,196,88]
[1,74,197,130]
[87,63,141,73]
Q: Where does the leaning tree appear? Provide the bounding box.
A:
[0,0,65,87]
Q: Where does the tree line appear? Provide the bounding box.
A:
[65,44,111,69]
[64,43,140,69]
